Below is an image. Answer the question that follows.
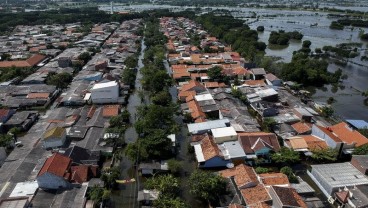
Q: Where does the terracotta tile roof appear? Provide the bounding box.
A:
[190,73,208,79]
[178,90,196,100]
[240,184,271,206]
[200,135,221,160]
[291,122,312,134]
[220,164,258,188]
[0,54,46,68]
[181,80,205,92]
[229,204,245,208]
[264,73,280,82]
[191,133,211,143]
[300,135,328,150]
[330,122,368,147]
[0,109,12,118]
[335,191,349,203]
[314,125,341,143]
[38,153,72,177]
[238,132,281,154]
[204,82,223,88]
[27,92,50,99]
[258,173,289,186]
[173,72,191,79]
[187,100,206,120]
[102,105,120,117]
[243,80,266,86]
[71,165,89,183]
[271,186,307,208]
[248,202,272,208]
[287,137,309,150]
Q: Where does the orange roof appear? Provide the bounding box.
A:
[102,105,120,117]
[27,92,50,99]
[71,165,89,183]
[243,80,266,86]
[240,184,271,206]
[187,100,205,119]
[291,122,312,134]
[300,135,328,150]
[173,72,191,79]
[330,122,368,147]
[258,173,289,186]
[190,54,201,63]
[178,90,196,99]
[190,73,207,79]
[200,135,221,160]
[248,202,272,208]
[0,54,46,68]
[315,125,341,143]
[287,137,309,150]
[220,164,258,188]
[38,153,72,178]
[204,82,220,88]
[181,80,205,92]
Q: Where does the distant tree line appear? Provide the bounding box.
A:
[268,30,303,45]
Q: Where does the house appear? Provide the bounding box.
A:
[0,54,46,68]
[264,73,282,86]
[42,127,67,149]
[187,119,230,135]
[211,126,238,143]
[138,161,169,175]
[0,109,15,124]
[219,164,272,206]
[90,81,119,104]
[333,186,368,208]
[238,132,281,164]
[345,119,368,130]
[37,153,73,190]
[2,111,38,131]
[309,163,368,197]
[268,186,307,208]
[293,108,313,123]
[258,173,289,187]
[291,121,312,135]
[137,189,160,206]
[251,68,266,80]
[194,135,230,168]
[63,146,100,166]
[284,137,309,152]
[102,105,120,117]
[351,155,368,175]
[312,122,368,154]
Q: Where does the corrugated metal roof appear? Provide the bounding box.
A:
[187,119,230,134]
[346,119,368,129]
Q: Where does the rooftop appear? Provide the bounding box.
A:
[211,126,237,138]
[311,162,368,189]
[38,153,72,178]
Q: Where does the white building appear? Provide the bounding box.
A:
[211,126,237,143]
[90,81,119,104]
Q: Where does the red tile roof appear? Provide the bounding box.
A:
[300,135,328,150]
[27,92,50,99]
[258,173,289,186]
[0,54,46,68]
[220,164,258,188]
[180,80,205,92]
[291,122,312,134]
[238,132,281,154]
[330,122,368,147]
[200,135,221,160]
[240,184,271,206]
[38,153,72,178]
[102,105,120,117]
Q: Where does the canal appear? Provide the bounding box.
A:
[111,38,146,208]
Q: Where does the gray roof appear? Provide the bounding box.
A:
[311,162,368,189]
[187,119,230,134]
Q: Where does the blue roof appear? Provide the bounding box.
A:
[346,120,368,129]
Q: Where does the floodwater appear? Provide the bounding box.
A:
[110,39,146,208]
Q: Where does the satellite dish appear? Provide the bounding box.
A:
[226,163,234,169]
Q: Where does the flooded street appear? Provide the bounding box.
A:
[111,39,146,208]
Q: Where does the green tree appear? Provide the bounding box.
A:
[271,147,300,164]
[262,117,277,132]
[0,134,13,148]
[255,167,270,174]
[167,159,182,175]
[154,196,188,208]
[311,148,338,163]
[145,174,179,196]
[122,68,137,87]
[321,106,334,118]
[101,166,120,189]
[189,170,227,204]
[88,186,111,206]
[207,66,224,81]
[151,90,172,106]
[280,166,298,183]
[352,143,368,155]
[257,26,265,32]
[109,115,125,128]
[46,72,73,89]
[78,52,92,63]
[302,40,312,48]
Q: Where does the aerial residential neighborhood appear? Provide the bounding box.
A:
[0,1,368,208]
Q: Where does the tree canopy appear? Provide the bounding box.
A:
[46,72,73,89]
[311,148,338,163]
[271,147,301,164]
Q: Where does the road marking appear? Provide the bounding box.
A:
[0,182,10,197]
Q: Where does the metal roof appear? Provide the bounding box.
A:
[346,119,368,129]
[311,162,368,188]
[187,119,230,134]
